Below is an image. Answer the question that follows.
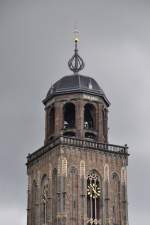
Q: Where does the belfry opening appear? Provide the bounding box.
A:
[84,103,96,130]
[63,102,75,129]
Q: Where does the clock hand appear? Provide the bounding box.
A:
[91,185,98,195]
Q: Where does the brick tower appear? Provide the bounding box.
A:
[26,38,129,225]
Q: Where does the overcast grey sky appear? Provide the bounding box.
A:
[0,0,150,224]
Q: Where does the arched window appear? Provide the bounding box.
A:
[80,160,85,177]
[31,180,37,225]
[41,175,48,225]
[121,167,128,224]
[63,102,75,129]
[80,161,85,225]
[111,172,121,225]
[48,106,55,136]
[69,167,78,225]
[87,170,102,225]
[84,104,96,130]
[104,164,109,224]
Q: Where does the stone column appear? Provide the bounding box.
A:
[97,103,103,142]
[48,164,52,225]
[121,167,128,225]
[79,160,86,225]
[76,100,84,139]
[36,170,41,225]
[104,181,110,225]
[27,175,31,225]
[104,109,108,143]
[55,102,63,137]
[44,108,48,144]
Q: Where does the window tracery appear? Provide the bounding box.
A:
[31,180,37,225]
[111,172,121,225]
[87,170,102,225]
[41,175,48,225]
[69,167,78,225]
[121,167,127,224]
[52,169,57,224]
[104,164,109,224]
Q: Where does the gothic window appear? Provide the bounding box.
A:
[104,164,109,223]
[31,180,37,225]
[69,167,78,224]
[62,185,66,211]
[121,167,127,224]
[41,175,48,225]
[104,165,109,198]
[87,170,102,225]
[111,172,121,225]
[121,168,126,202]
[104,180,109,222]
[52,169,57,224]
[80,160,85,178]
[59,157,67,212]
[80,160,85,224]
[62,157,67,177]
[48,106,55,136]
[84,104,96,130]
[63,102,75,129]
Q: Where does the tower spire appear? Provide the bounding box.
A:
[68,29,85,74]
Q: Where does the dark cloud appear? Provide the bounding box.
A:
[0,1,149,224]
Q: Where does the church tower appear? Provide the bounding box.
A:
[26,37,129,225]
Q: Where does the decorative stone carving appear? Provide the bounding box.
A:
[80,160,85,177]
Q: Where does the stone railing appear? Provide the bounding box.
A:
[27,136,128,164]
[60,136,128,154]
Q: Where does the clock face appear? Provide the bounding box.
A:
[87,183,101,199]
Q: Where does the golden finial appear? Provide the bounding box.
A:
[74,25,79,42]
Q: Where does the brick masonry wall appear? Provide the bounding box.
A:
[27,144,128,225]
[44,93,108,144]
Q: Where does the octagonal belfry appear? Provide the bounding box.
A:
[26,39,129,225]
[43,73,110,144]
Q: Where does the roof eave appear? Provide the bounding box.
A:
[43,90,110,107]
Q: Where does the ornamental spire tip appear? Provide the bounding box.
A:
[68,29,85,74]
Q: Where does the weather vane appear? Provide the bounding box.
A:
[68,27,85,74]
